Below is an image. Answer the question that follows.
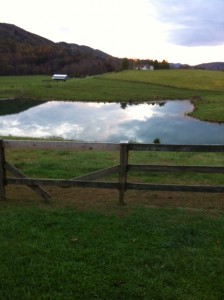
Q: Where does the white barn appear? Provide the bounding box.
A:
[52,74,68,81]
[134,65,154,71]
[142,65,154,71]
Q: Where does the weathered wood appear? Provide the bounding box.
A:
[72,165,119,181]
[5,162,50,202]
[127,183,224,193]
[128,143,224,152]
[2,140,224,203]
[6,178,119,189]
[0,140,6,199]
[128,164,224,173]
[3,140,120,151]
[119,143,128,205]
[4,140,223,153]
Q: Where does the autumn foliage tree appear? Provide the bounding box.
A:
[0,23,122,76]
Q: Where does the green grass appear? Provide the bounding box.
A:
[0,74,195,101]
[102,69,224,91]
[1,70,224,298]
[8,149,119,179]
[1,69,224,122]
[1,204,224,299]
[101,70,224,122]
[5,146,224,186]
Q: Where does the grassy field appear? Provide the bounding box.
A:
[1,70,224,298]
[5,146,224,184]
[1,204,224,299]
[0,69,224,122]
[102,70,224,123]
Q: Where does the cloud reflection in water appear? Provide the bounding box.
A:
[0,100,224,144]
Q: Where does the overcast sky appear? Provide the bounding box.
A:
[1,0,224,65]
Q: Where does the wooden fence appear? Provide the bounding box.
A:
[0,139,224,204]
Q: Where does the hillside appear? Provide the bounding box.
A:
[170,62,224,71]
[1,23,222,76]
[0,23,121,76]
[194,62,224,71]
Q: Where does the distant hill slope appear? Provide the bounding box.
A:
[170,62,224,71]
[0,23,54,45]
[0,23,121,76]
[194,62,224,71]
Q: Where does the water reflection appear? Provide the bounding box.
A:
[0,100,224,144]
[119,101,165,110]
[0,99,46,116]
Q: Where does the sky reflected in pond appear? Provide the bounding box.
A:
[0,100,224,144]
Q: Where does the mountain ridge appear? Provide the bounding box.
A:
[0,23,223,75]
[194,62,224,71]
[0,23,121,76]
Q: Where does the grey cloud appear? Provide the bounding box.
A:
[151,0,224,46]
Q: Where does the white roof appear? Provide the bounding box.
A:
[52,74,67,77]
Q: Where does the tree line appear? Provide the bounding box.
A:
[122,58,170,70]
[0,39,121,76]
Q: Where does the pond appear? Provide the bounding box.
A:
[0,99,224,144]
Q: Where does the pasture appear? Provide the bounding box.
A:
[0,69,224,299]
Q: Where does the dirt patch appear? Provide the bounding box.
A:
[2,185,224,215]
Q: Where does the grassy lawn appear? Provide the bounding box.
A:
[1,203,224,299]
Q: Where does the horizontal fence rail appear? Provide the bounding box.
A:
[128,144,224,152]
[3,140,120,151]
[0,140,223,204]
[128,165,224,173]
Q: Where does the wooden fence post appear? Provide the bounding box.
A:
[0,140,6,200]
[119,142,129,205]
